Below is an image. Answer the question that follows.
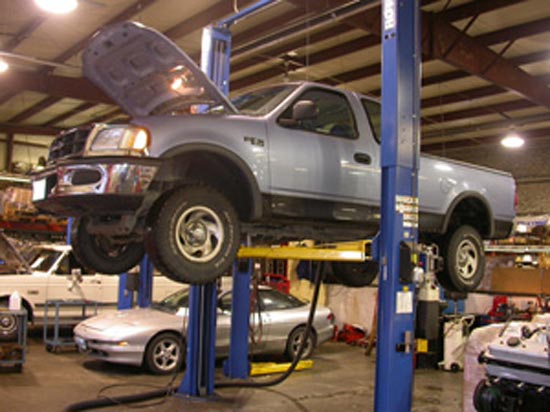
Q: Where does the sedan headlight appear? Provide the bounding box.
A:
[90,125,150,154]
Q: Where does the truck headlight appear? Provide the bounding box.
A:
[90,126,150,153]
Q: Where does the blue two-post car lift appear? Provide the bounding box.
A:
[114,1,423,410]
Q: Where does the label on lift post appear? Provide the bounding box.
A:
[395,195,419,239]
[396,290,414,314]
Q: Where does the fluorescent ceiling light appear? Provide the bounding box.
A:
[501,132,525,149]
[0,59,8,73]
[35,0,78,14]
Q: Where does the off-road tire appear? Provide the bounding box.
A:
[71,217,145,274]
[332,261,378,287]
[146,185,240,284]
[437,225,485,292]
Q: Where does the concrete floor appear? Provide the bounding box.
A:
[0,330,463,412]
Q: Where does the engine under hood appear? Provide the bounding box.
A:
[83,21,236,117]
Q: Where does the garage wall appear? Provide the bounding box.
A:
[12,141,49,172]
[430,140,550,215]
[0,134,51,173]
[0,139,5,171]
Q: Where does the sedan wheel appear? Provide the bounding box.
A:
[144,333,184,375]
[286,326,316,361]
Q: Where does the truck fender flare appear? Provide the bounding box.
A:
[0,293,35,320]
[159,143,263,220]
[442,191,494,237]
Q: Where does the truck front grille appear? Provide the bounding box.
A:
[48,127,92,162]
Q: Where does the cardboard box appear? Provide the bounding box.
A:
[491,267,550,294]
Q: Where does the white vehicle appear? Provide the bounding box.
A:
[0,233,181,323]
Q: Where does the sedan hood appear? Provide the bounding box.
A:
[83,21,236,117]
[79,308,176,332]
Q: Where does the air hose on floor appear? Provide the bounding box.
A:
[65,262,325,412]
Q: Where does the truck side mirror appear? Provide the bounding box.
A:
[293,100,318,120]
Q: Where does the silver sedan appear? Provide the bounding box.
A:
[74,286,335,374]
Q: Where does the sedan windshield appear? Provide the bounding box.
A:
[153,288,189,313]
[231,84,297,116]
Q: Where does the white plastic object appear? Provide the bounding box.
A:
[8,291,21,310]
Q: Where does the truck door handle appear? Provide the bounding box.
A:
[354,152,371,165]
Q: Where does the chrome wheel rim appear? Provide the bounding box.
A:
[290,330,312,358]
[152,338,180,372]
[455,238,479,281]
[0,313,17,336]
[175,206,224,262]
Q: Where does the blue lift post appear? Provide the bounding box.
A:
[117,256,154,310]
[117,272,133,310]
[137,255,154,308]
[223,259,253,378]
[375,1,421,411]
[178,283,218,396]
[178,2,277,395]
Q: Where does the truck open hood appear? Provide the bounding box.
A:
[0,233,30,274]
[83,21,236,117]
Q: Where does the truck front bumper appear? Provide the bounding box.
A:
[31,157,161,216]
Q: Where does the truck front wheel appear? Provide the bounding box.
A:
[437,225,485,292]
[71,217,145,274]
[146,185,240,284]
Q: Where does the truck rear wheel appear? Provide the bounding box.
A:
[332,261,378,287]
[437,225,485,292]
[146,185,240,284]
[71,217,145,274]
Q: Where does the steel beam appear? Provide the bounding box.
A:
[0,1,161,108]
[230,25,352,72]
[0,136,49,149]
[423,127,550,152]
[422,112,550,140]
[7,96,60,123]
[3,15,47,52]
[43,102,96,127]
[164,0,256,39]
[0,123,59,135]
[76,109,124,127]
[0,71,111,104]
[422,99,534,126]
[428,14,550,108]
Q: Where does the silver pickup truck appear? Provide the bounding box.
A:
[32,22,515,292]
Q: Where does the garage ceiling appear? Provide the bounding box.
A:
[0,0,548,155]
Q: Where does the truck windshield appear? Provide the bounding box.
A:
[232,84,297,116]
[30,250,63,272]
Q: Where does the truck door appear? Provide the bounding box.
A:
[267,87,380,221]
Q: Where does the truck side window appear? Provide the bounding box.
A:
[278,88,358,139]
[361,99,381,143]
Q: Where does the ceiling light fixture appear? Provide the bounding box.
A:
[501,130,525,149]
[0,59,8,73]
[35,0,78,14]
